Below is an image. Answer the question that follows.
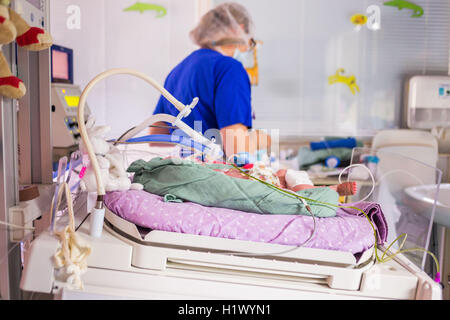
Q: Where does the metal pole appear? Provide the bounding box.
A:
[0,43,21,300]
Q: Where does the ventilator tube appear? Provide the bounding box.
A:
[89,207,105,238]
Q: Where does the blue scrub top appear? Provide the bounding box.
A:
[153,48,252,135]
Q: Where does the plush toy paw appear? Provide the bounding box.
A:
[8,7,53,51]
[0,75,26,99]
[0,8,16,44]
[105,176,131,192]
[16,27,53,51]
[79,116,111,156]
[130,183,144,191]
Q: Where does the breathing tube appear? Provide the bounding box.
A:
[77,68,222,239]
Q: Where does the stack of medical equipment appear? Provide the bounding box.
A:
[299,137,364,169]
[51,44,92,164]
[297,137,364,179]
[19,69,443,300]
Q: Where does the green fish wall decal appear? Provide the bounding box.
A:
[383,0,424,18]
[123,2,167,18]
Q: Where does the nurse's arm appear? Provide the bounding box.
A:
[147,121,172,147]
[220,123,271,158]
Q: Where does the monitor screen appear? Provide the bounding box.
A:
[51,45,73,84]
[52,50,69,80]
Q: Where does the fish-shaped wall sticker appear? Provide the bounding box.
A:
[328,68,360,95]
[383,0,424,18]
[350,14,368,26]
[350,13,368,31]
[123,2,167,18]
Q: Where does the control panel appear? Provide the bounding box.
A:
[51,83,91,148]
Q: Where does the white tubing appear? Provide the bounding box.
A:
[78,68,209,196]
[119,113,223,158]
[89,207,105,238]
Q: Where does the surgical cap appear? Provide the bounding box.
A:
[190,2,254,48]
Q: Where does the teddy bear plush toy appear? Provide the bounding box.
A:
[79,116,143,193]
[0,0,53,99]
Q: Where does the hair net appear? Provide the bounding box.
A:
[190,2,254,48]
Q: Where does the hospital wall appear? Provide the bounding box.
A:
[49,0,450,139]
[216,0,450,137]
[49,0,202,138]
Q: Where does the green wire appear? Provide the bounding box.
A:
[232,165,440,277]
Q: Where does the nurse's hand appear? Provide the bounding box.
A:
[220,123,271,158]
[147,121,173,147]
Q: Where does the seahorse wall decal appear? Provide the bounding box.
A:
[123,2,167,18]
[383,0,424,18]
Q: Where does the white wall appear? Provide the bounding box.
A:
[49,0,107,125]
[215,0,450,137]
[49,0,199,138]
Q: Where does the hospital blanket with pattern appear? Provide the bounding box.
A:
[104,190,388,257]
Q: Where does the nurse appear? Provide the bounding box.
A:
[150,2,270,159]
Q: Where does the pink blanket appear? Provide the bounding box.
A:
[104,190,387,256]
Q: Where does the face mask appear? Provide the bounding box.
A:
[233,48,255,69]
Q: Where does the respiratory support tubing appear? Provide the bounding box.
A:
[77,69,221,238]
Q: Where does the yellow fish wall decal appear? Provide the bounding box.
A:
[351,14,368,26]
[328,68,360,95]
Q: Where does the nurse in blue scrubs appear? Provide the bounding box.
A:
[150,2,270,159]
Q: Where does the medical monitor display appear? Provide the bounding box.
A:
[51,45,74,84]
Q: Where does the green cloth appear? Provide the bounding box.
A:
[128,158,338,217]
[163,194,183,203]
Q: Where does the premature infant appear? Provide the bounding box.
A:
[223,163,357,197]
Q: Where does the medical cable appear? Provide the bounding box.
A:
[237,164,441,282]
[203,162,319,258]
[0,220,35,231]
[0,232,34,275]
[50,156,68,232]
[0,241,22,269]
[338,164,376,203]
[338,163,440,278]
[209,161,440,282]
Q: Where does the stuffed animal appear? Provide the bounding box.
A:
[0,0,53,99]
[79,116,143,193]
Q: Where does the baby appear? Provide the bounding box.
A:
[222,163,357,197]
[275,168,357,196]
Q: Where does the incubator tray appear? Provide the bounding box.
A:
[101,208,376,291]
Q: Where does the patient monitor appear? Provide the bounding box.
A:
[50,45,91,162]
